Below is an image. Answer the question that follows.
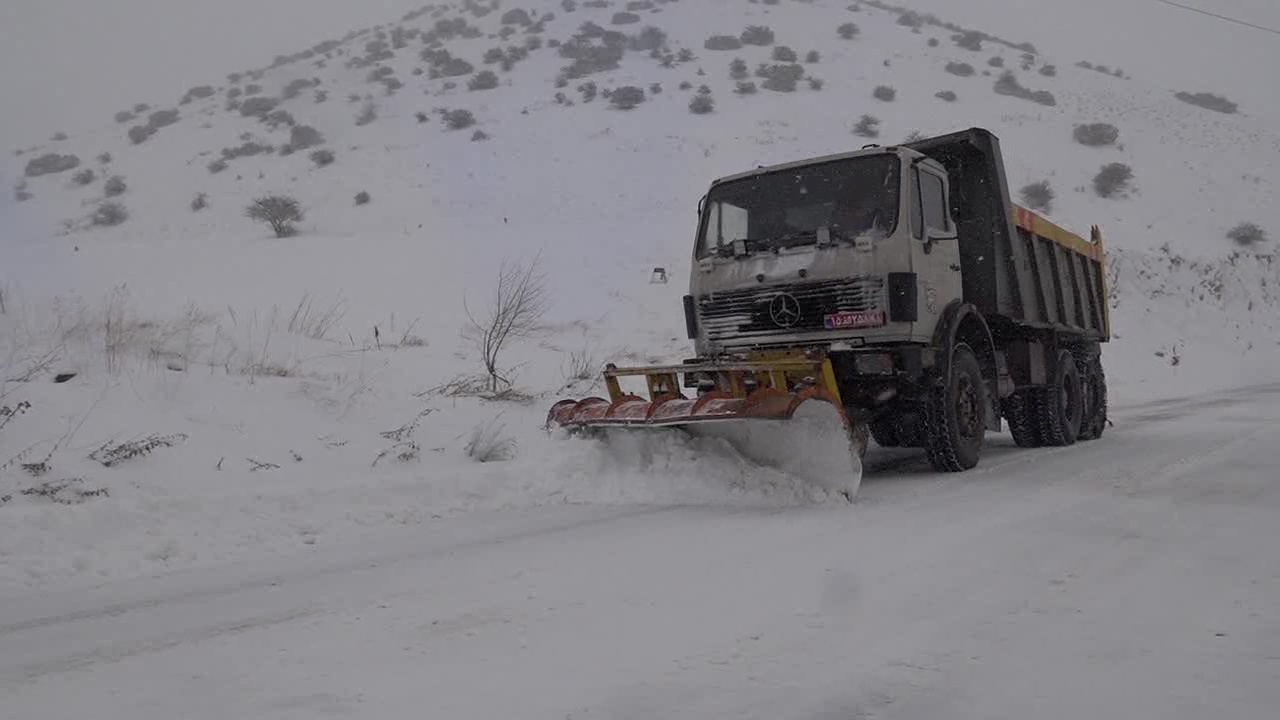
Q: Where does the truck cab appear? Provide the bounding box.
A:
[687,145,962,359]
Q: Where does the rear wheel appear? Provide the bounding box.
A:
[924,343,986,472]
[1077,355,1108,441]
[1040,350,1083,446]
[1002,388,1044,448]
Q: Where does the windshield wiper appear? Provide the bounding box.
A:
[710,231,819,258]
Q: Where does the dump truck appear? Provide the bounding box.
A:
[548,127,1110,498]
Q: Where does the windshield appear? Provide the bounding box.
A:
[697,154,901,258]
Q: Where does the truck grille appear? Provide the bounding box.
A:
[697,276,885,343]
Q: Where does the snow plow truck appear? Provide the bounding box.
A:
[548,127,1110,499]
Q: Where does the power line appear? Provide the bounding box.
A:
[1153,0,1280,36]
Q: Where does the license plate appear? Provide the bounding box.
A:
[824,310,886,330]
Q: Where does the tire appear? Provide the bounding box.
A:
[1002,388,1044,448]
[924,343,986,472]
[1040,350,1083,446]
[1078,356,1108,441]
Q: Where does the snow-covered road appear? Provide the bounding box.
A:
[3,384,1278,720]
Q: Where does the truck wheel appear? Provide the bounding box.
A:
[924,343,986,472]
[1078,358,1108,441]
[1040,350,1083,446]
[1002,389,1044,448]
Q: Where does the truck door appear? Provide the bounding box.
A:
[907,162,963,340]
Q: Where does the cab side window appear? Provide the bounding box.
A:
[920,172,948,232]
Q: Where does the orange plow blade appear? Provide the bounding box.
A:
[547,386,864,501]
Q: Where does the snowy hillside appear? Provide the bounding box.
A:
[3,0,1280,592]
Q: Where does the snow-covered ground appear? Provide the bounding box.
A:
[3,382,1278,719]
[1,2,1279,706]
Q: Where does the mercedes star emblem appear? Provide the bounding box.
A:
[769,293,802,328]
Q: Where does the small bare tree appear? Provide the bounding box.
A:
[463,254,550,393]
[245,195,303,237]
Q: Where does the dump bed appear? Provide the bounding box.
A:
[905,128,1110,341]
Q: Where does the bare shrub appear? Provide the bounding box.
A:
[808,77,824,90]
[953,30,984,51]
[1073,123,1119,147]
[838,23,859,40]
[92,201,129,227]
[469,70,499,90]
[147,109,180,129]
[13,182,32,202]
[91,433,187,467]
[501,8,532,25]
[1039,64,1057,77]
[264,109,296,130]
[239,96,279,117]
[24,153,81,177]
[472,130,490,142]
[354,191,371,205]
[806,50,820,63]
[852,114,880,138]
[463,255,550,393]
[191,192,208,211]
[310,148,335,167]
[935,90,957,101]
[628,26,667,52]
[1092,163,1133,198]
[284,124,324,153]
[180,85,215,104]
[898,10,924,27]
[282,78,318,100]
[72,168,96,186]
[993,71,1056,106]
[465,416,516,462]
[103,175,127,197]
[442,108,476,129]
[730,58,748,80]
[610,85,646,109]
[579,81,598,102]
[873,85,896,101]
[705,35,743,51]
[773,46,797,62]
[735,81,758,95]
[98,152,112,164]
[221,141,274,160]
[690,94,715,114]
[758,64,804,92]
[128,125,156,144]
[741,25,775,46]
[355,101,378,126]
[988,56,1004,68]
[1227,222,1267,247]
[1174,91,1238,114]
[245,195,303,237]
[1019,180,1054,212]
[945,62,974,77]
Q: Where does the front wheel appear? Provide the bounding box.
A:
[924,343,986,472]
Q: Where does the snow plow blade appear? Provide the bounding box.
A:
[546,355,865,500]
